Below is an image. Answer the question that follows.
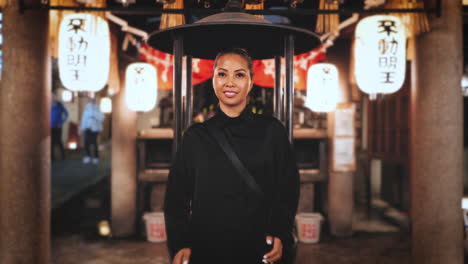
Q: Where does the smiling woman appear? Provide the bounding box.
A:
[212,48,254,117]
[164,48,300,264]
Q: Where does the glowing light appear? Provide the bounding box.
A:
[305,63,339,113]
[75,0,97,3]
[58,14,110,92]
[98,220,111,237]
[125,63,158,112]
[462,198,468,209]
[61,89,73,102]
[354,15,406,95]
[461,74,468,97]
[68,141,77,150]
[115,0,136,6]
[100,97,112,113]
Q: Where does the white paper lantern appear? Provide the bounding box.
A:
[125,63,158,112]
[100,97,112,113]
[305,63,339,113]
[58,14,110,92]
[354,15,406,95]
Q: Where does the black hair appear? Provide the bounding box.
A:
[213,48,253,79]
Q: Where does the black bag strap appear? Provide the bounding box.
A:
[206,124,264,198]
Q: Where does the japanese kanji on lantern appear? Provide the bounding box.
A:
[354,15,406,95]
[305,63,339,113]
[125,63,158,112]
[58,14,110,92]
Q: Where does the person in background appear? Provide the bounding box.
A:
[51,91,69,160]
[79,96,105,164]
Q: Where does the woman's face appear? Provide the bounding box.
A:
[213,54,253,111]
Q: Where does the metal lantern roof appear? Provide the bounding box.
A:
[147,11,322,59]
[146,1,321,152]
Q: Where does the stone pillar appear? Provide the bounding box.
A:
[111,65,138,236]
[327,40,354,236]
[410,1,464,263]
[0,1,50,263]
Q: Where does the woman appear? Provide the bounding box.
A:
[164,48,299,264]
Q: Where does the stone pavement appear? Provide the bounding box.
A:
[51,145,111,209]
[52,204,412,264]
[52,231,411,264]
[51,143,413,264]
[52,231,410,264]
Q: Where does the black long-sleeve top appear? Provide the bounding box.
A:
[164,105,300,264]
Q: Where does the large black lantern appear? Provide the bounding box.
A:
[147,0,321,155]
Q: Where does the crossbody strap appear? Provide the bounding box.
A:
[206,124,264,198]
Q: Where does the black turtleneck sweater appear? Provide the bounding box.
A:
[164,105,300,264]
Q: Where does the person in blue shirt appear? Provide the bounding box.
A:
[51,91,69,160]
[79,96,105,164]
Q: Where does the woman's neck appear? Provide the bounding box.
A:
[219,102,247,118]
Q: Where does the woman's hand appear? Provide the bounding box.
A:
[263,236,282,263]
[173,248,191,264]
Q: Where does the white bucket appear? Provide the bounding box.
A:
[296,213,323,243]
[143,212,166,243]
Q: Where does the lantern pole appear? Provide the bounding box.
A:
[173,34,184,159]
[284,34,295,143]
[185,55,193,130]
[274,55,282,122]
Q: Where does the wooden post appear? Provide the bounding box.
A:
[0,1,50,262]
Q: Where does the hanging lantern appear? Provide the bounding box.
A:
[305,63,339,113]
[125,63,158,112]
[100,97,112,113]
[354,15,406,96]
[49,0,107,59]
[58,13,110,92]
